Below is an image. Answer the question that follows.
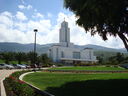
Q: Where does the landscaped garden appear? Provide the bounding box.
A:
[23,66,128,96]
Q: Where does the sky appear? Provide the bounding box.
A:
[0,0,125,49]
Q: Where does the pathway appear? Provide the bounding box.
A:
[0,69,18,96]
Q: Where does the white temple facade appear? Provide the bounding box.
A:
[47,20,97,64]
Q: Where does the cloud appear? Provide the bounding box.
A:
[47,13,52,18]
[27,5,32,9]
[16,11,27,21]
[0,11,13,28]
[18,5,25,10]
[0,11,125,49]
[32,12,44,19]
[18,5,32,10]
[56,12,124,48]
[34,9,37,12]
[1,11,12,18]
[21,0,25,4]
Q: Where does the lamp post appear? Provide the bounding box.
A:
[33,29,38,69]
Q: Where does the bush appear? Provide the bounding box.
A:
[74,63,96,66]
[4,71,35,96]
[3,71,45,96]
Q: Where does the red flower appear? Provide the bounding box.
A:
[18,80,25,84]
[9,76,16,80]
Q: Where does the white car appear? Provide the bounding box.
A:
[0,64,14,69]
[0,64,6,69]
[16,64,26,69]
[5,64,14,69]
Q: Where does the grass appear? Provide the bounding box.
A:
[23,72,128,96]
[0,59,4,63]
[49,66,127,71]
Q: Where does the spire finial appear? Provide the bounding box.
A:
[64,17,65,21]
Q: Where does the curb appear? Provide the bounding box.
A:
[19,71,55,96]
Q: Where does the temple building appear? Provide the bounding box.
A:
[47,20,97,64]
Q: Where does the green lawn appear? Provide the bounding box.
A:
[23,72,128,96]
[0,59,4,63]
[49,66,126,71]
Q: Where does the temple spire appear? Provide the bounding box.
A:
[59,20,70,47]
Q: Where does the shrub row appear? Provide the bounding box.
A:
[3,71,44,96]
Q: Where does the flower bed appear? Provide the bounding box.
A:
[3,71,46,96]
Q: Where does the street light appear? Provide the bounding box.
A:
[33,29,38,70]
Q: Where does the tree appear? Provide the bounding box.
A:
[108,56,118,65]
[64,0,128,50]
[39,54,52,67]
[27,51,38,64]
[97,56,103,64]
[124,56,128,63]
[108,52,125,64]
[15,52,27,64]
[116,52,125,63]
[2,52,13,64]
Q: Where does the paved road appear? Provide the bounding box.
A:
[0,69,19,96]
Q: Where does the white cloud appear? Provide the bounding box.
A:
[32,12,44,18]
[34,9,37,12]
[0,11,13,28]
[0,11,125,49]
[21,0,25,4]
[16,11,27,21]
[27,5,32,10]
[18,5,25,10]
[1,11,12,18]
[56,12,124,49]
[18,5,32,10]
[47,13,52,18]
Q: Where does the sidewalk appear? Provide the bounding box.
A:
[0,70,18,96]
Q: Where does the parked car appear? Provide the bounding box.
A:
[25,65,31,69]
[5,64,14,69]
[30,64,42,68]
[12,64,18,69]
[30,64,37,68]
[0,64,6,69]
[0,64,14,69]
[18,64,26,69]
[13,64,26,69]
[22,64,27,68]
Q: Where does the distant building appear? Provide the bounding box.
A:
[47,20,97,64]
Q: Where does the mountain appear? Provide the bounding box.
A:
[0,42,127,54]
[74,44,127,53]
[0,42,51,54]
